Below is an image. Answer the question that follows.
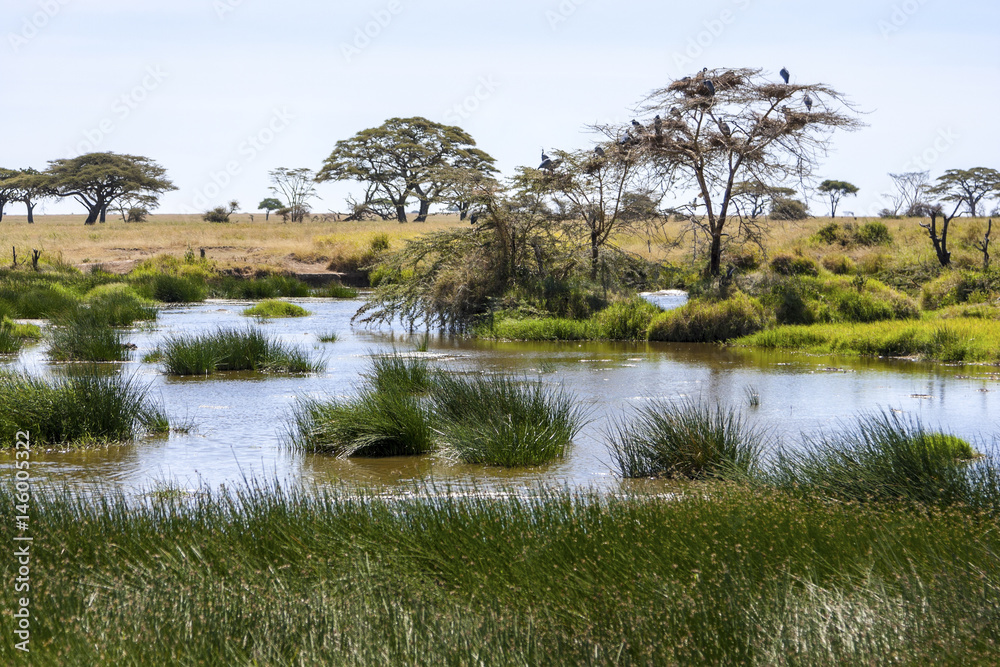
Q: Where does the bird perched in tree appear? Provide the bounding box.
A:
[539,151,553,170]
[804,94,813,111]
[720,120,731,137]
[670,106,681,118]
[594,146,605,157]
[780,67,790,84]
[702,79,716,96]
[653,115,662,137]
[631,119,645,134]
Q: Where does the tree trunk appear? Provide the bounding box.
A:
[0,201,5,223]
[590,231,599,281]
[265,210,269,221]
[415,199,430,222]
[26,201,35,224]
[708,230,723,276]
[84,204,102,225]
[459,202,470,221]
[99,204,108,223]
[395,205,407,223]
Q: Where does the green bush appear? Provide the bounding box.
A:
[770,254,820,277]
[132,273,208,303]
[770,197,809,220]
[594,298,661,340]
[855,221,893,247]
[84,284,157,326]
[822,253,856,275]
[647,292,766,342]
[921,270,1000,310]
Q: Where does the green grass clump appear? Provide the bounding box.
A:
[1,283,80,318]
[760,275,919,326]
[8,482,1000,664]
[48,307,133,362]
[365,353,433,394]
[921,269,1000,310]
[289,388,434,456]
[211,274,311,299]
[160,327,321,375]
[606,399,764,479]
[478,315,595,341]
[735,318,1000,363]
[431,374,586,466]
[84,283,158,326]
[131,272,208,303]
[242,299,311,318]
[593,297,661,340]
[0,318,41,354]
[317,331,338,342]
[770,412,987,506]
[318,283,360,299]
[0,370,168,445]
[647,292,766,342]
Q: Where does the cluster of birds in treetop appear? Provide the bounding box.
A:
[537,66,813,173]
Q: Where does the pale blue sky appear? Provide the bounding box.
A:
[5,0,999,217]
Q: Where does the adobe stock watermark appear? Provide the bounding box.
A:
[214,0,247,20]
[340,1,403,63]
[12,430,32,653]
[670,0,752,77]
[545,0,589,31]
[64,65,168,157]
[877,0,930,38]
[180,108,294,213]
[8,0,72,53]
[866,127,958,216]
[443,76,501,124]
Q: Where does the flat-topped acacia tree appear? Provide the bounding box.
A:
[618,67,862,276]
[46,152,176,225]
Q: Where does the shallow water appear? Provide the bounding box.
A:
[2,297,998,495]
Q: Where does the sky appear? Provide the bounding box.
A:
[4,0,1000,218]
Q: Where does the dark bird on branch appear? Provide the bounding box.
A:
[702,79,716,96]
[653,115,662,137]
[720,121,731,137]
[594,146,605,157]
[779,67,790,84]
[804,93,813,111]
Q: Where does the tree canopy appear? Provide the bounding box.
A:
[927,167,1000,218]
[618,67,862,275]
[817,179,859,217]
[45,152,176,224]
[316,117,496,223]
[269,168,318,223]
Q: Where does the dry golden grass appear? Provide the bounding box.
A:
[0,213,466,273]
[2,212,990,277]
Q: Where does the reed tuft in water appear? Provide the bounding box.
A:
[160,326,321,375]
[606,398,764,479]
[431,373,586,466]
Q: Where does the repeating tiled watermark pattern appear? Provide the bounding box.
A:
[443,76,501,124]
[340,1,404,63]
[180,108,294,213]
[670,0,752,76]
[545,0,589,31]
[8,0,71,53]
[64,65,169,157]
[866,127,958,216]
[12,431,32,653]
[877,0,931,38]
[214,0,247,20]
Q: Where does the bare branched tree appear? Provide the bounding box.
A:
[269,167,319,223]
[887,171,930,216]
[617,67,862,275]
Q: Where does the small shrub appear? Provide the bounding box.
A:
[606,399,764,479]
[132,273,208,303]
[814,222,846,245]
[242,300,311,318]
[369,233,391,254]
[84,284,157,326]
[648,293,766,343]
[770,197,809,221]
[822,253,856,275]
[770,254,820,277]
[855,221,893,246]
[594,298,661,340]
[727,247,762,271]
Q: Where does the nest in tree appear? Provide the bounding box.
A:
[757,83,793,100]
